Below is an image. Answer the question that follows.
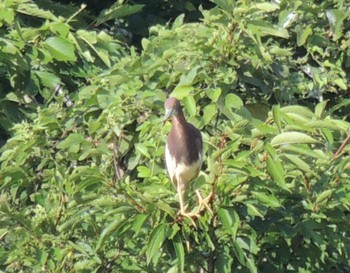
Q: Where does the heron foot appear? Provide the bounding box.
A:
[177,209,200,227]
[195,190,214,216]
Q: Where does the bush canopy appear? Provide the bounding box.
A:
[0,0,350,272]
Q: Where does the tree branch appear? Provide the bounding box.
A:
[333,133,350,159]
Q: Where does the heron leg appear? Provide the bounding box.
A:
[177,182,186,215]
[176,181,199,226]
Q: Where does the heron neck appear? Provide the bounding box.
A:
[172,113,186,126]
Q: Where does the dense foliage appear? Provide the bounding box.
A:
[1,0,350,272]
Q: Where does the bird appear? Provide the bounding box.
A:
[163,97,212,221]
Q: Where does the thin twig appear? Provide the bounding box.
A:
[207,215,217,273]
[66,4,87,24]
[55,194,67,228]
[112,134,124,183]
[206,134,227,272]
[333,133,350,159]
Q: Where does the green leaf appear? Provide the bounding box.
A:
[216,246,233,273]
[247,257,258,273]
[212,0,234,14]
[251,3,278,12]
[218,208,240,239]
[146,223,166,265]
[334,78,347,90]
[76,30,111,67]
[56,133,85,150]
[172,14,185,29]
[17,2,56,20]
[171,85,193,99]
[315,100,328,118]
[173,233,185,273]
[0,9,15,24]
[232,240,246,265]
[252,191,280,208]
[137,166,151,178]
[225,93,243,109]
[271,132,319,146]
[266,145,287,190]
[326,9,346,40]
[283,154,312,173]
[296,25,312,46]
[135,143,151,158]
[246,203,264,218]
[280,105,315,118]
[96,4,145,26]
[34,71,61,90]
[272,105,282,132]
[154,200,176,217]
[306,119,350,131]
[246,103,269,120]
[50,22,70,37]
[248,20,289,38]
[96,219,124,250]
[183,96,196,116]
[179,66,199,85]
[44,37,76,62]
[203,104,217,125]
[131,214,148,235]
[315,189,332,205]
[206,88,222,102]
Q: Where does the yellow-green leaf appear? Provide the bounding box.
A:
[271,132,318,146]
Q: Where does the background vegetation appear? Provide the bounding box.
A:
[0,0,350,272]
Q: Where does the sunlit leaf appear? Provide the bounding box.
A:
[271,132,319,146]
[283,154,312,173]
[179,66,199,85]
[296,24,312,46]
[56,133,85,150]
[171,85,193,99]
[44,37,76,62]
[203,104,217,125]
[183,96,196,116]
[315,189,332,205]
[272,105,282,132]
[247,203,264,218]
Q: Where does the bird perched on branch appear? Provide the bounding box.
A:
[163,97,212,221]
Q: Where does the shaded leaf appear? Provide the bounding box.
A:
[96,4,145,26]
[96,219,124,250]
[218,208,240,239]
[252,191,280,208]
[173,233,185,273]
[146,223,166,265]
[266,145,288,190]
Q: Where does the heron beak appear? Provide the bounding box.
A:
[163,109,172,125]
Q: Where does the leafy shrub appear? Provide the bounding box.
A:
[0,0,125,145]
[1,0,350,272]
